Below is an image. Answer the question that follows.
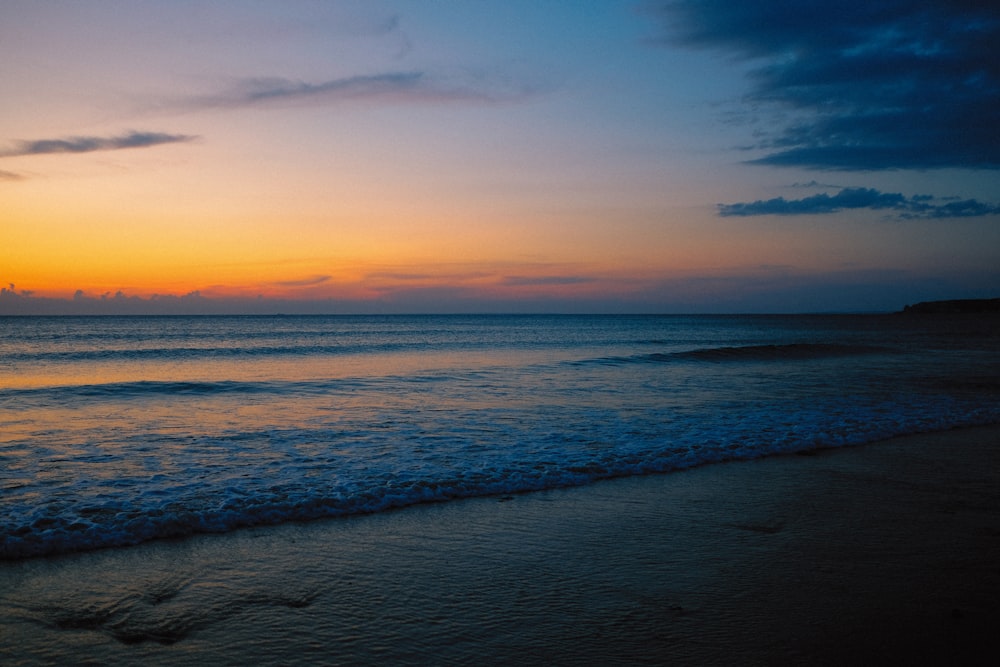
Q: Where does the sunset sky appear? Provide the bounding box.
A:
[2,0,998,314]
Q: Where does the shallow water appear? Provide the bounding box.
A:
[2,426,999,665]
[2,313,999,559]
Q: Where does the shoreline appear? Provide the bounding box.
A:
[3,424,999,664]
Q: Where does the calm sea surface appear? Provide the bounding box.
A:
[2,314,999,559]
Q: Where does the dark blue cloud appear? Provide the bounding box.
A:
[718,187,1000,218]
[0,130,197,157]
[650,1,1000,170]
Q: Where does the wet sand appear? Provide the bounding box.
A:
[2,425,999,665]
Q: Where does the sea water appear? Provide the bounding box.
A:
[2,313,998,560]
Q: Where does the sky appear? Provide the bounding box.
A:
[2,0,998,314]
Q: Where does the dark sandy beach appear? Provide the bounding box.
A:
[3,424,999,665]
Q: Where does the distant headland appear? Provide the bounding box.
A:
[900,298,1000,314]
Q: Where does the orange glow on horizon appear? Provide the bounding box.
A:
[3,165,737,306]
[7,260,652,303]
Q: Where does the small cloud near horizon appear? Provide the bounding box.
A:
[719,187,1000,218]
[0,130,198,158]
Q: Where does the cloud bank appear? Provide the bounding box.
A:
[652,1,1000,170]
[719,187,1000,218]
[0,131,198,158]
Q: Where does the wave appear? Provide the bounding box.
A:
[585,343,894,367]
[669,342,892,362]
[0,371,492,407]
[0,379,353,407]
[1,342,418,363]
[4,408,998,561]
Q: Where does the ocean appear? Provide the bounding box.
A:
[2,313,999,561]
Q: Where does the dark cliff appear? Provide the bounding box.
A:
[901,298,1000,314]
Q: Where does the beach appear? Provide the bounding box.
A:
[2,423,998,665]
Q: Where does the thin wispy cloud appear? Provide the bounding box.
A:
[165,70,543,113]
[272,275,332,288]
[0,169,24,181]
[0,131,198,158]
[501,275,595,286]
[650,1,1000,170]
[790,180,842,190]
[365,270,493,283]
[719,187,1000,218]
